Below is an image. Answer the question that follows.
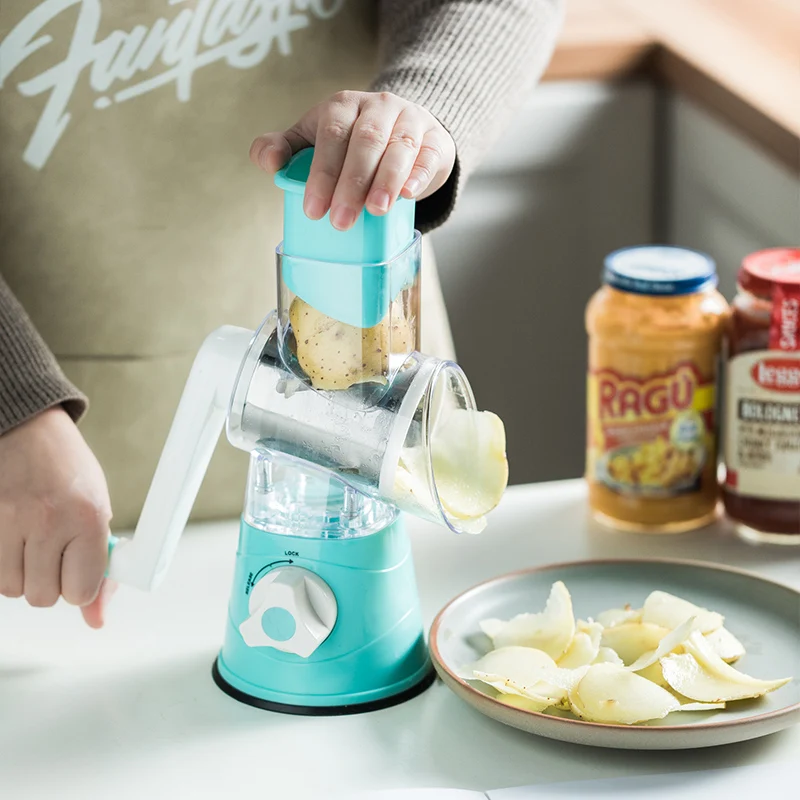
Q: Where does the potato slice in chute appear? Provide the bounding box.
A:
[430,409,508,521]
[395,444,487,534]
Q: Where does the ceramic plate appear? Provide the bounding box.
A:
[430,559,800,750]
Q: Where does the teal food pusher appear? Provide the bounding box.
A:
[107,149,507,714]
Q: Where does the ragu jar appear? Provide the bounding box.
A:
[586,247,729,533]
[722,248,800,544]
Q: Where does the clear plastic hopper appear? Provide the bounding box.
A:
[227,311,486,533]
[277,234,421,392]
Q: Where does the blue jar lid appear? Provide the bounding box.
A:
[603,246,717,296]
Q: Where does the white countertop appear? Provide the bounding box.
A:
[2,480,798,799]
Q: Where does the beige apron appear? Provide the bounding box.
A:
[0,0,454,528]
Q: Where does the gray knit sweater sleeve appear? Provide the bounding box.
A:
[0,275,87,432]
[372,0,565,231]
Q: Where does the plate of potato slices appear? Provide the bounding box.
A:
[430,559,799,749]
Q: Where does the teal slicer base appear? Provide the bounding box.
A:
[215,517,433,712]
[274,148,418,329]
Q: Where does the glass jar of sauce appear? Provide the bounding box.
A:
[722,248,800,544]
[586,247,729,532]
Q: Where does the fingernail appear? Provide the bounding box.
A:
[257,143,274,170]
[304,194,326,220]
[404,178,421,198]
[331,205,357,230]
[369,189,391,213]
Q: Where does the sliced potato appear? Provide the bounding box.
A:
[577,619,604,648]
[482,663,590,711]
[626,616,695,672]
[634,661,670,688]
[290,297,411,390]
[559,622,603,669]
[660,654,788,703]
[642,591,723,634]
[600,623,670,665]
[395,445,489,534]
[431,409,508,521]
[470,646,556,686]
[497,693,552,713]
[480,581,575,659]
[471,584,790,725]
[568,664,680,724]
[596,607,642,628]
[394,449,435,510]
[704,626,746,663]
[558,632,597,669]
[469,646,566,707]
[538,664,591,693]
[661,634,792,704]
[593,647,624,666]
[683,631,789,695]
[676,702,726,712]
[472,671,558,708]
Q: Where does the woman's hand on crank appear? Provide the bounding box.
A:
[0,407,116,627]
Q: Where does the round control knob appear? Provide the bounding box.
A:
[238,566,337,658]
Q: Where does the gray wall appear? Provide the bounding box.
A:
[430,82,656,486]
[668,94,800,302]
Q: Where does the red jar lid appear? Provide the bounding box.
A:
[739,248,800,298]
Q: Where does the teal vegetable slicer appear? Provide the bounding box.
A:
[107,149,506,714]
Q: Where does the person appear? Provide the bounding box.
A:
[0,1,563,626]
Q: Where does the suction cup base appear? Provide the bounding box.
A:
[212,657,435,716]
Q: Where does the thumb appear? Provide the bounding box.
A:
[80,579,118,629]
[250,127,312,174]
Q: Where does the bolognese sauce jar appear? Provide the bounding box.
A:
[586,247,728,532]
[722,248,800,544]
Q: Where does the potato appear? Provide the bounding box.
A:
[661,632,791,703]
[290,296,412,390]
[600,623,670,666]
[471,583,790,725]
[431,409,508,521]
[481,581,575,660]
[642,590,723,635]
[569,664,680,724]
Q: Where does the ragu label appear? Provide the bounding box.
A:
[750,359,800,392]
[587,362,714,497]
[598,364,698,420]
[770,284,800,351]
